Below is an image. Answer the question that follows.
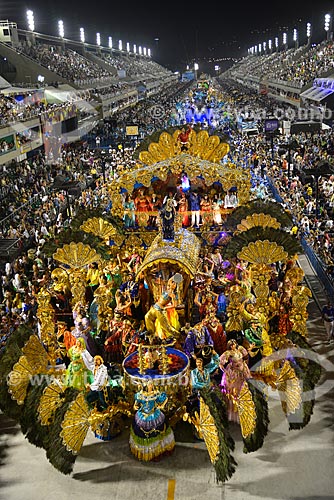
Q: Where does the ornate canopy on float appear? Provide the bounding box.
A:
[108,129,251,217]
[136,228,201,279]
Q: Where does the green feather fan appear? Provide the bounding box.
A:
[199,386,237,483]
[286,331,322,430]
[242,380,269,454]
[222,226,302,261]
[224,199,294,232]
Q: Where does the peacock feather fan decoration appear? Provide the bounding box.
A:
[222,226,302,262]
[225,199,294,233]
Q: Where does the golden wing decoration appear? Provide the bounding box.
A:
[237,214,281,232]
[236,382,257,439]
[60,393,91,454]
[208,141,230,162]
[276,361,302,415]
[199,396,220,464]
[138,151,156,165]
[53,242,101,269]
[80,217,117,240]
[38,379,65,426]
[201,135,220,160]
[237,240,288,265]
[8,335,49,405]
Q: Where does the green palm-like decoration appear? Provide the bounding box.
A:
[222,226,302,261]
[225,200,293,232]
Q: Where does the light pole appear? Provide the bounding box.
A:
[283,32,287,50]
[26,9,34,31]
[325,14,332,41]
[58,20,64,38]
[306,23,311,46]
[194,62,199,80]
[80,27,85,43]
[293,28,298,49]
[26,9,35,44]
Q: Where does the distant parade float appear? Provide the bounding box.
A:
[0,122,321,482]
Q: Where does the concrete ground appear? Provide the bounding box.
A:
[1,255,334,500]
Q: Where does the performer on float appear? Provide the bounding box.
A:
[104,318,134,364]
[212,194,223,226]
[200,193,212,227]
[147,193,162,229]
[224,190,238,209]
[194,287,218,320]
[180,171,191,192]
[177,123,192,151]
[123,193,136,229]
[189,190,201,228]
[159,197,176,242]
[85,355,109,410]
[129,380,175,461]
[64,337,94,391]
[183,320,214,365]
[134,187,152,227]
[203,312,227,355]
[219,339,251,422]
[144,276,180,341]
[178,191,190,228]
[190,354,219,391]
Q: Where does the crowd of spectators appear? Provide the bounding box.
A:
[2,51,334,353]
[226,40,334,88]
[18,42,113,84]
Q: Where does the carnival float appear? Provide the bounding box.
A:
[0,126,321,482]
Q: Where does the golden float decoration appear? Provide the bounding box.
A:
[80,217,124,246]
[38,379,65,426]
[237,213,281,232]
[236,382,257,439]
[276,360,302,415]
[53,242,101,269]
[198,396,220,464]
[60,392,91,454]
[237,240,288,265]
[8,335,49,405]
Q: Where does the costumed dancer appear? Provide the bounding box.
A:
[129,380,175,461]
[219,339,251,422]
[64,337,94,391]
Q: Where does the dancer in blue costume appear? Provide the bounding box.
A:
[129,380,175,461]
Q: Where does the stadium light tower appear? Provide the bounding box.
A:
[133,43,137,54]
[58,20,64,38]
[80,27,85,43]
[194,62,199,79]
[139,45,142,55]
[108,36,112,49]
[126,42,130,53]
[275,36,279,51]
[293,28,298,49]
[148,48,151,57]
[324,14,332,41]
[283,32,287,50]
[258,43,261,54]
[268,39,272,53]
[143,47,147,56]
[119,40,122,51]
[96,32,101,46]
[306,22,312,45]
[26,10,35,31]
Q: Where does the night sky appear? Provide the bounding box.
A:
[2,0,334,73]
